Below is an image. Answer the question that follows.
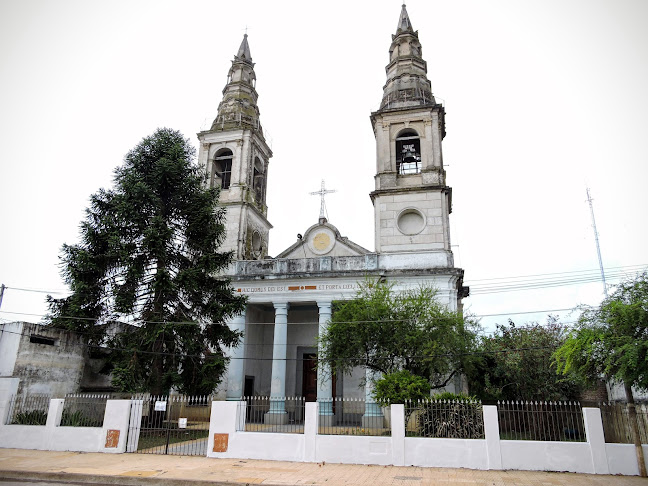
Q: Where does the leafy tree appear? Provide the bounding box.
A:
[555,272,648,476]
[318,278,479,390]
[468,317,583,401]
[373,370,431,406]
[47,128,246,395]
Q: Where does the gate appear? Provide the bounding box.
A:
[127,395,213,455]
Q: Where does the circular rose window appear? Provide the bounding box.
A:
[397,208,425,235]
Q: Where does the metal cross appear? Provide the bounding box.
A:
[309,180,336,221]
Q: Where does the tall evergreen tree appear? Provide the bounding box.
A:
[47,128,246,395]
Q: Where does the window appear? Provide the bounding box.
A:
[253,157,265,205]
[395,129,421,175]
[213,149,233,189]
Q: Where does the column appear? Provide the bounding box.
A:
[362,368,384,428]
[317,301,334,426]
[226,308,246,401]
[265,302,289,425]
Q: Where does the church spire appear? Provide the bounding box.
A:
[396,4,413,33]
[210,34,262,133]
[379,5,434,110]
[236,33,252,63]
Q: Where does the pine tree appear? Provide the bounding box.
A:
[47,128,246,395]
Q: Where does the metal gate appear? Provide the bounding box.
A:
[127,395,213,455]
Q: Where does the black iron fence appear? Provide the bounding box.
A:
[60,394,108,427]
[497,400,585,441]
[238,396,305,433]
[127,394,213,455]
[600,402,648,444]
[317,397,389,436]
[5,394,51,425]
[404,399,484,439]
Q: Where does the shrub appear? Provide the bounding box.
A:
[13,409,47,425]
[373,370,431,406]
[418,393,483,439]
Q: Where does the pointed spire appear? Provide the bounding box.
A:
[236,33,253,63]
[396,4,413,34]
[209,34,262,133]
[377,4,435,111]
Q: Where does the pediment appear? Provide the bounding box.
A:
[276,220,370,259]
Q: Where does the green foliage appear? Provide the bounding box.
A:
[468,317,583,401]
[555,272,648,391]
[318,278,479,389]
[431,391,476,401]
[373,370,431,406]
[60,410,102,427]
[47,128,246,395]
[13,409,47,425]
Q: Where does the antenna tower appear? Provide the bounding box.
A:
[586,187,608,298]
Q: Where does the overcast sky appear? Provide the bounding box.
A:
[0,0,646,332]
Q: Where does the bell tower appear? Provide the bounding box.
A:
[197,34,272,260]
[370,5,452,261]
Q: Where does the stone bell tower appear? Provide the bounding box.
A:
[197,34,272,260]
[370,5,452,262]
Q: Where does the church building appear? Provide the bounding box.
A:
[197,5,468,424]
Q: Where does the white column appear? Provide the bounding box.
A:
[317,301,334,426]
[266,302,289,425]
[226,309,246,401]
[362,368,383,427]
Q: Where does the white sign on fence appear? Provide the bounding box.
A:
[154,401,167,412]
[178,418,187,429]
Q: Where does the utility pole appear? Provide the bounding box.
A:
[586,188,608,298]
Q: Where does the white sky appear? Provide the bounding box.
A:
[0,0,646,332]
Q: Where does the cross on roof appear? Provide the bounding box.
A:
[309,180,336,222]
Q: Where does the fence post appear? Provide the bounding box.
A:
[207,400,239,458]
[45,399,65,451]
[483,405,502,470]
[391,404,405,467]
[304,401,317,462]
[100,400,132,453]
[583,407,610,474]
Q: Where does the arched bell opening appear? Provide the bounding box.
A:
[253,157,265,205]
[395,128,421,175]
[212,149,233,189]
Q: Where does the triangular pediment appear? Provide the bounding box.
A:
[276,220,370,259]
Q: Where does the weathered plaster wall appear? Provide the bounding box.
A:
[0,322,86,396]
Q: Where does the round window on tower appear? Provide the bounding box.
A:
[396,208,426,235]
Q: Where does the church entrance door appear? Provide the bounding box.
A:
[302,354,317,402]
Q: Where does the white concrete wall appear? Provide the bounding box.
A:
[0,323,22,376]
[0,391,132,454]
[206,401,648,476]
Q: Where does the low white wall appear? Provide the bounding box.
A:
[206,401,648,476]
[606,444,648,476]
[500,441,593,473]
[404,438,488,469]
[0,395,132,453]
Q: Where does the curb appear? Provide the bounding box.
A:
[0,469,299,486]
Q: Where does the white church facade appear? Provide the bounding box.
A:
[198,6,469,423]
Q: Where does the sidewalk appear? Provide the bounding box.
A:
[0,448,646,486]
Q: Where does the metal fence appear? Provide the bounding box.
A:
[600,402,648,444]
[404,399,484,439]
[497,401,585,441]
[238,396,305,433]
[4,394,51,425]
[60,394,108,427]
[318,397,389,436]
[128,394,213,455]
